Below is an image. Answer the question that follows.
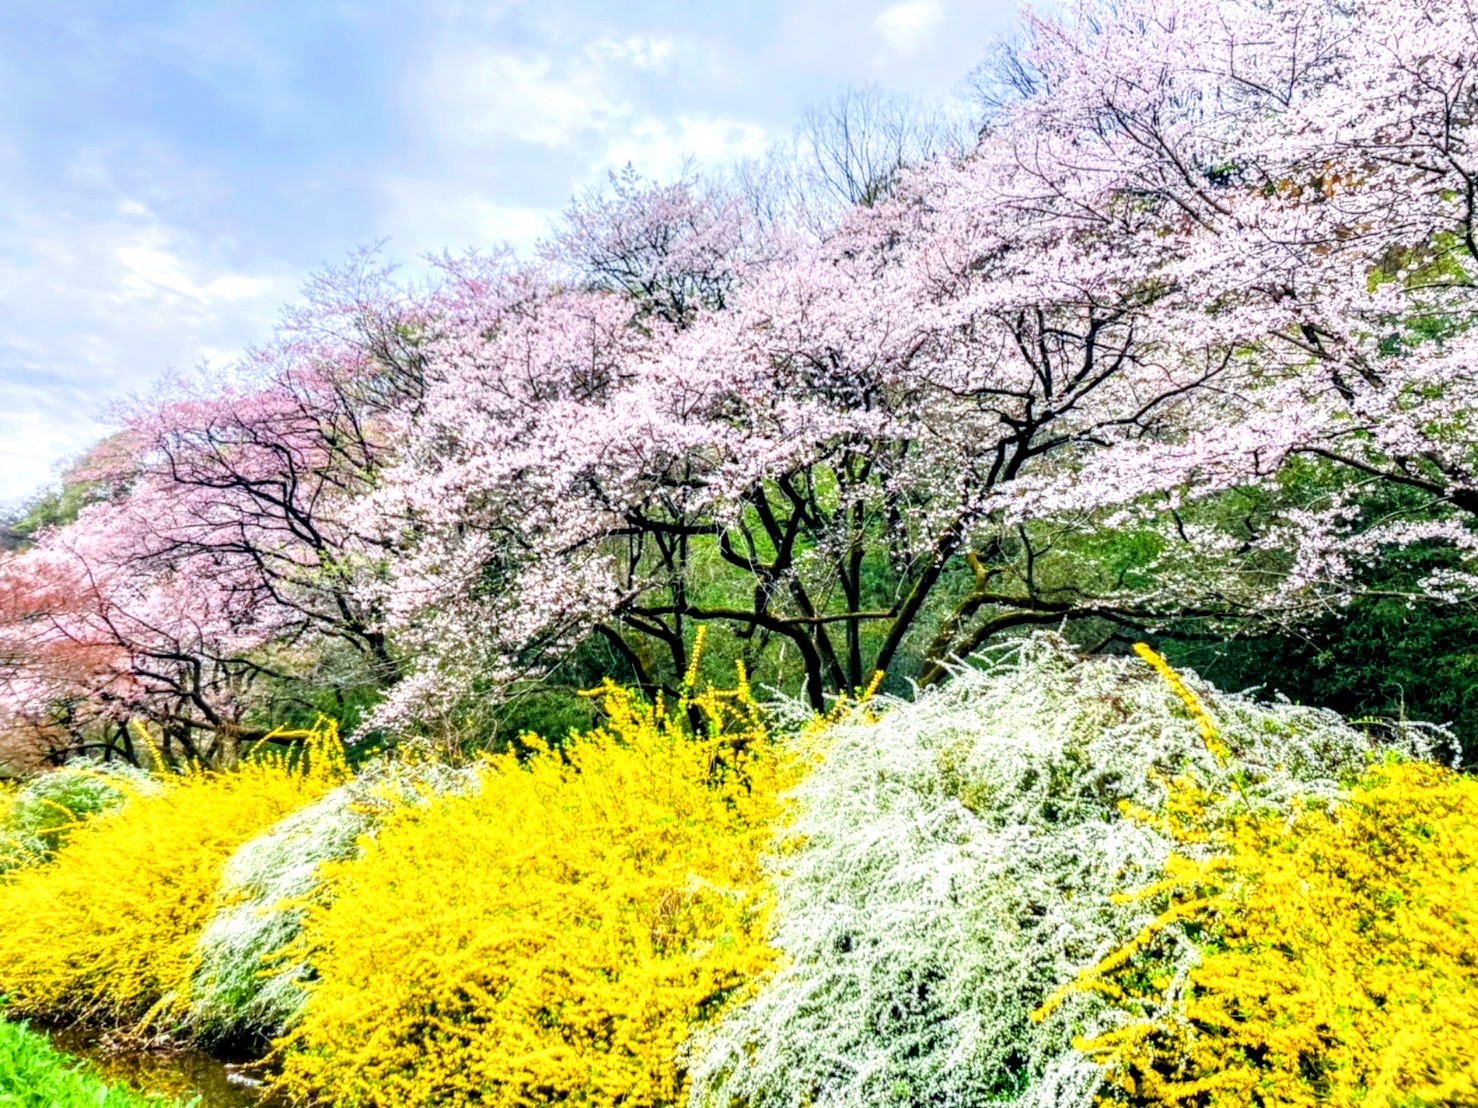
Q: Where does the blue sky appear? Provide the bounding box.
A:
[0,0,1017,506]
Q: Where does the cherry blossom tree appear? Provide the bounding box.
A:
[0,251,428,763]
[989,0,1478,607]
[369,0,1478,724]
[542,165,755,326]
[367,156,1247,723]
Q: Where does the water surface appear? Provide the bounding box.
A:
[43,1023,274,1108]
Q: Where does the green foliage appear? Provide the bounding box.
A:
[234,639,391,745]
[0,1020,192,1106]
[1,475,111,550]
[1165,539,1478,766]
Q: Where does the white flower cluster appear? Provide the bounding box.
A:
[689,634,1432,1108]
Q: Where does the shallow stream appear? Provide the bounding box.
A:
[44,1023,275,1107]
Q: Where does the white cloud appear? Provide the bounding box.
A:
[113,241,270,303]
[600,116,772,181]
[414,27,725,160]
[875,0,947,57]
[378,176,558,259]
[402,22,772,252]
[0,184,285,503]
[589,34,676,70]
[0,406,107,508]
[204,273,271,301]
[417,42,638,151]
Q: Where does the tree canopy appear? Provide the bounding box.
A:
[3,0,1475,762]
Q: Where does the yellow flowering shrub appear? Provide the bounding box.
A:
[276,662,795,1108]
[1062,761,1478,1106]
[0,722,346,1031]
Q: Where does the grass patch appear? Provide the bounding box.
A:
[0,1019,193,1106]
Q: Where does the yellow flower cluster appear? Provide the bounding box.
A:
[1073,760,1478,1106]
[0,721,346,1032]
[275,668,794,1108]
[1131,643,1227,762]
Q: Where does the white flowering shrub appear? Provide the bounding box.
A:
[0,761,157,874]
[187,761,478,1040]
[687,634,1433,1108]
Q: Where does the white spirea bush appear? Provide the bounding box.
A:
[0,760,157,874]
[687,634,1433,1108]
[187,761,478,1039]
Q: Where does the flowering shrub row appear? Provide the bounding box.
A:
[0,647,795,1105]
[0,638,1471,1107]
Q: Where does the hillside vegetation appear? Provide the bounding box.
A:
[1,0,1475,1104]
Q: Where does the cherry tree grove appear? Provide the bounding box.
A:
[0,0,1472,754]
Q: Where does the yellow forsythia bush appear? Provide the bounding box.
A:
[0,725,346,1031]
[1076,760,1478,1107]
[276,671,794,1108]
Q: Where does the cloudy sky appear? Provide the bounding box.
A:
[0,0,1017,506]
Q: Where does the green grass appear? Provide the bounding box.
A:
[0,1020,193,1106]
